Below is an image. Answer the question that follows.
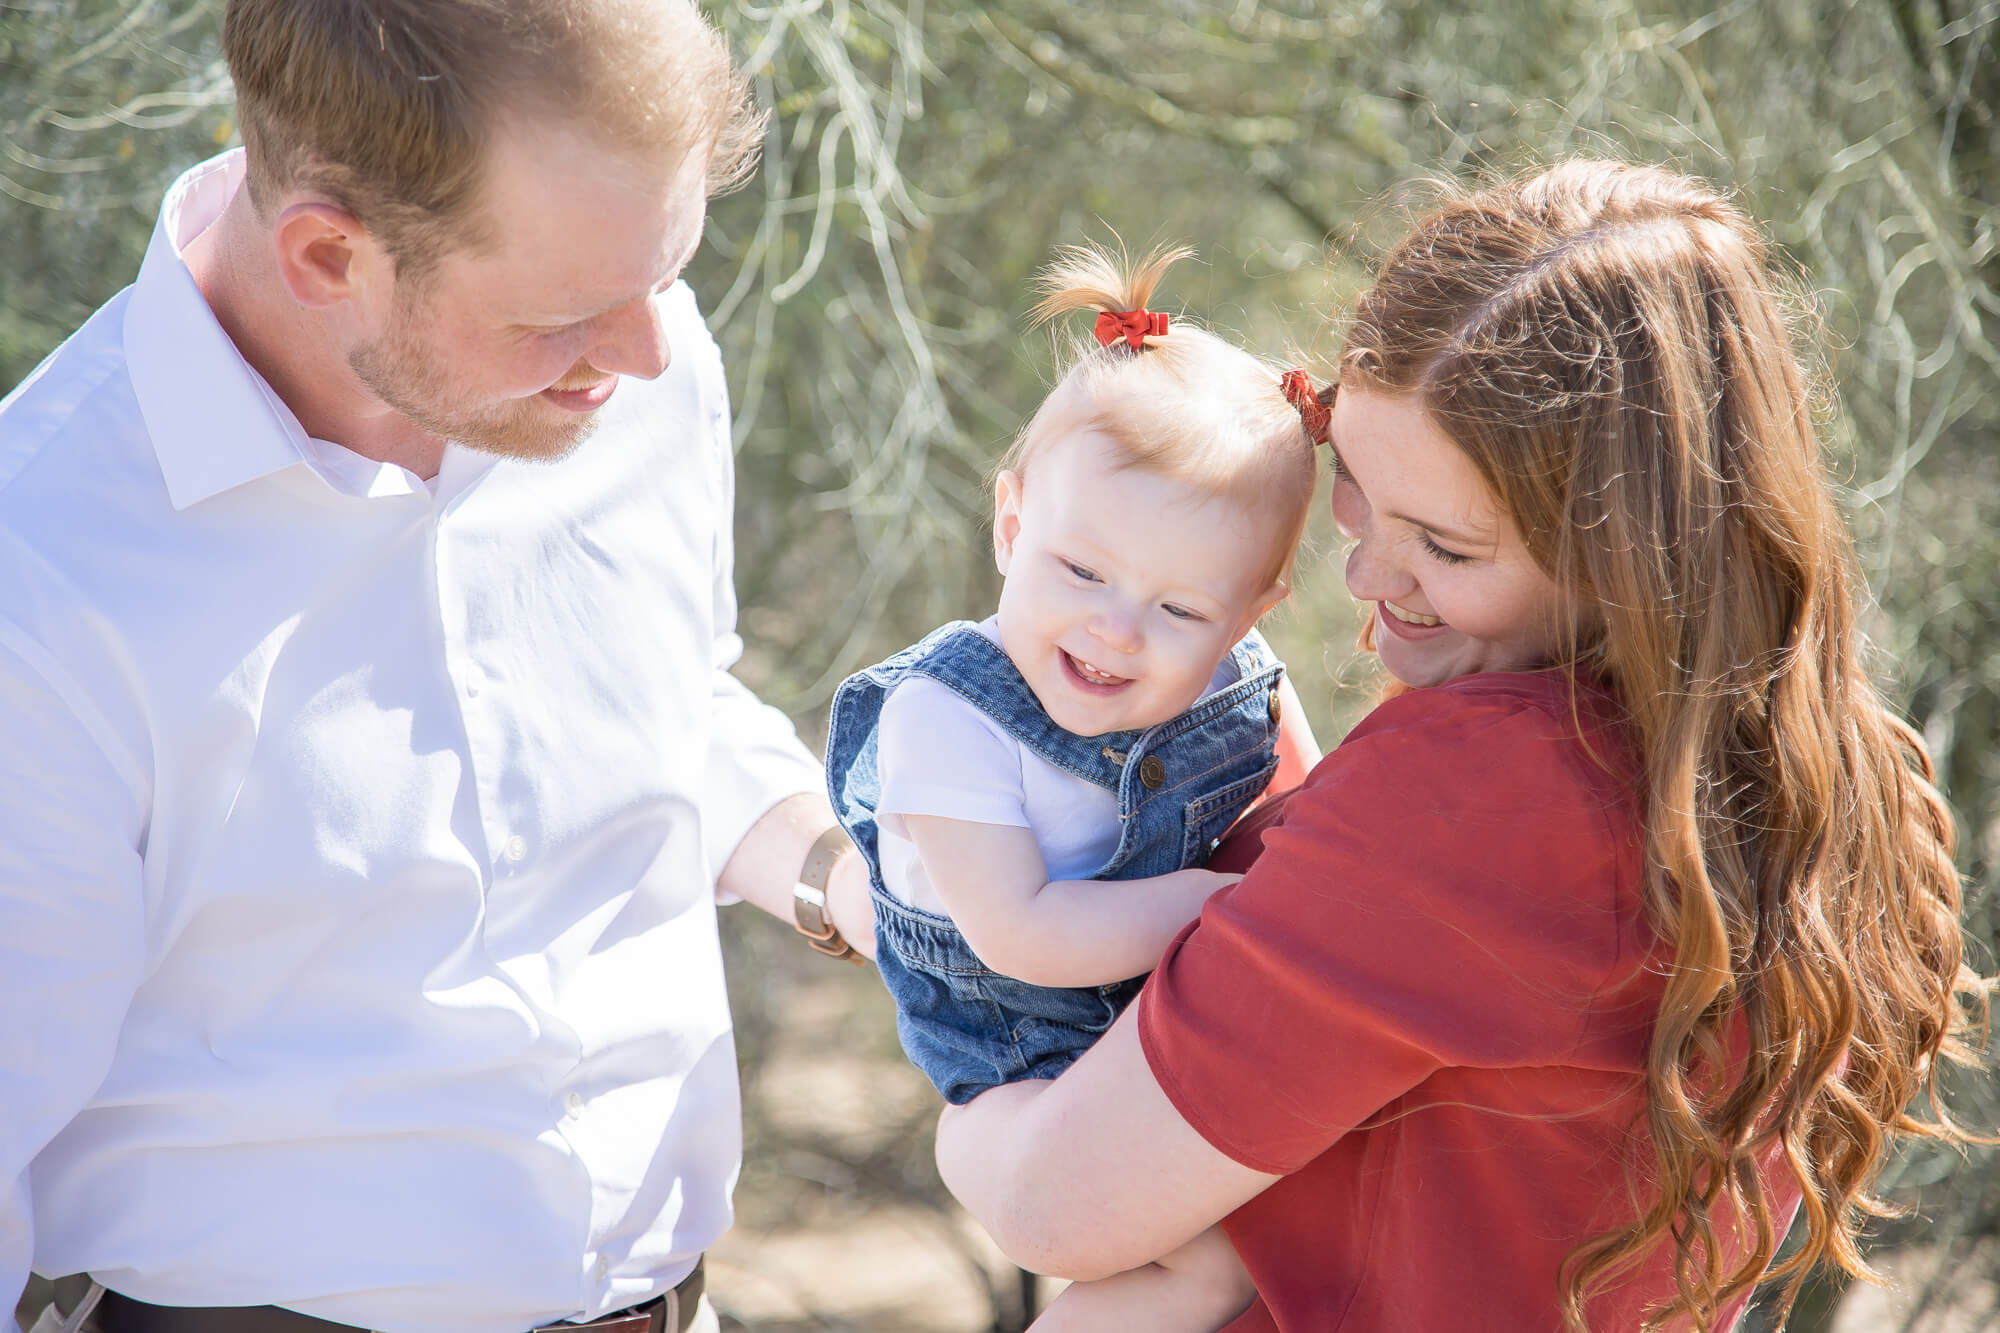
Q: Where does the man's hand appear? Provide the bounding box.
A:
[716,792,875,962]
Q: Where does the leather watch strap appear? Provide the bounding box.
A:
[792,824,865,963]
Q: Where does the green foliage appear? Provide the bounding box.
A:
[4,2,1997,1327]
[0,0,229,378]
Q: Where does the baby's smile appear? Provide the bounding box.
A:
[1063,651,1132,689]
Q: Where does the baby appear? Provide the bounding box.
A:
[826,244,1324,1330]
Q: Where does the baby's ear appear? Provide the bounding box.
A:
[1239,580,1290,635]
[992,469,1024,576]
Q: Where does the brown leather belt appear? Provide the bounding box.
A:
[97,1258,705,1333]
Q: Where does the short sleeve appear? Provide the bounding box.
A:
[876,675,1032,829]
[1138,677,1644,1176]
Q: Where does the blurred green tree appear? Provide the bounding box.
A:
[3,2,1995,1328]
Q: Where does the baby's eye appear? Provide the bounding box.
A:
[1421,535,1471,566]
[1161,604,1205,622]
[1326,446,1346,479]
[1064,560,1102,583]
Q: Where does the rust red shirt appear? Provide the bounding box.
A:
[1140,670,1793,1331]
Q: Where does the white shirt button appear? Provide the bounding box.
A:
[464,665,484,698]
[595,1256,610,1280]
[502,834,528,863]
[565,1091,583,1116]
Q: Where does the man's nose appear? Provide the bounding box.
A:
[589,294,672,381]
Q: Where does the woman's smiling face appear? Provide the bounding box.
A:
[1328,385,1568,689]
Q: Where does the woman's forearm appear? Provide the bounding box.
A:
[934,1006,1279,1279]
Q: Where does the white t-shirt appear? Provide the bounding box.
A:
[874,617,1235,916]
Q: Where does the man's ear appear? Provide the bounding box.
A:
[992,469,1024,577]
[271,201,377,309]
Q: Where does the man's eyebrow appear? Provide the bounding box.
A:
[540,229,705,324]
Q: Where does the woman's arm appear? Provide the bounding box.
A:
[934,1002,1279,1280]
[905,813,1236,988]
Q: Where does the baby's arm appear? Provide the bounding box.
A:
[1268,673,1321,795]
[903,814,1236,989]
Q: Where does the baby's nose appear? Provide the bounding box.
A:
[1089,608,1144,654]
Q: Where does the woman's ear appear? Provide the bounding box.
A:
[993,469,1024,577]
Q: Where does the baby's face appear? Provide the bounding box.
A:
[992,429,1284,738]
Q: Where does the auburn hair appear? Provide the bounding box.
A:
[1340,160,1988,1329]
[222,0,762,274]
[1007,242,1320,592]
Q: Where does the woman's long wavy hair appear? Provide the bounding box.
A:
[1339,159,1989,1330]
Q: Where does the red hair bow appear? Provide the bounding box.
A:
[1282,368,1331,445]
[1094,309,1169,351]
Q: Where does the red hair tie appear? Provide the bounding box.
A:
[1282,368,1331,445]
[1094,309,1169,351]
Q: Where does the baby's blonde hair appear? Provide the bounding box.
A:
[1003,243,1320,593]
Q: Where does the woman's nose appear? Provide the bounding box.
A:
[1343,528,1418,606]
[1330,476,1366,541]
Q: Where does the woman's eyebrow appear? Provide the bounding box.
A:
[1386,507,1491,547]
[1330,430,1489,547]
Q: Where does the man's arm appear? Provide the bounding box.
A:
[0,628,152,1320]
[715,792,875,961]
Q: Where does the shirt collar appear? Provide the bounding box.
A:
[123,149,316,510]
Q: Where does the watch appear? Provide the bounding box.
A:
[792,824,865,964]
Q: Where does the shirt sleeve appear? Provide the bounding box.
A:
[875,676,1032,828]
[687,290,823,887]
[0,623,151,1320]
[1137,683,1642,1176]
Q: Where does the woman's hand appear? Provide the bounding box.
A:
[934,1003,1279,1281]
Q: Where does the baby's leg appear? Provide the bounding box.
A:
[1026,1224,1253,1333]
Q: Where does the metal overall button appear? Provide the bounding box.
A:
[1267,688,1282,724]
[1139,755,1166,789]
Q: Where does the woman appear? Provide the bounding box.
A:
[934,160,1987,1330]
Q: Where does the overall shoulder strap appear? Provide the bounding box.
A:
[902,628,1139,792]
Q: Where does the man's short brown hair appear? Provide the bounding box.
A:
[223,0,762,275]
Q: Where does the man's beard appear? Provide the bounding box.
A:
[348,307,605,463]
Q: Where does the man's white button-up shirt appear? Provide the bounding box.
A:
[0,152,820,1333]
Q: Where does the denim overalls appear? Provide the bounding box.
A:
[825,620,1286,1104]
